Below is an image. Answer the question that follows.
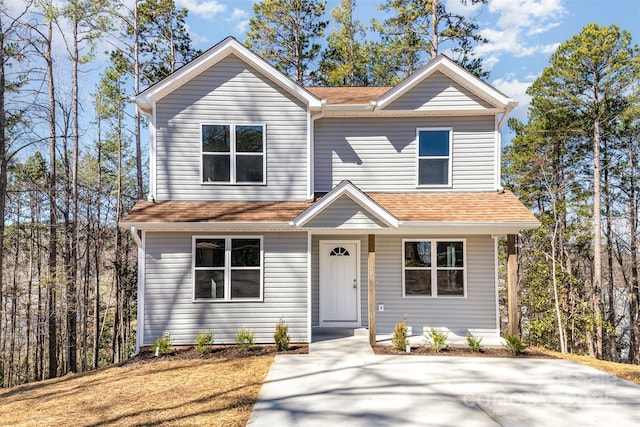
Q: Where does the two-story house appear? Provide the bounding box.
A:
[121,37,539,352]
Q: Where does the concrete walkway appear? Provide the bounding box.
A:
[248,330,640,426]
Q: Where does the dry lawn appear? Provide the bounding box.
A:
[0,348,282,426]
[536,347,640,385]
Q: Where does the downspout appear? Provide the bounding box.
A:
[129,226,144,358]
[496,101,517,191]
[309,100,326,200]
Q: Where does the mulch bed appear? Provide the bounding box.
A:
[130,343,308,364]
[373,345,557,358]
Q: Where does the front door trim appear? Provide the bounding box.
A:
[319,240,361,327]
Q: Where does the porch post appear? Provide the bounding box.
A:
[368,234,376,346]
[507,234,519,336]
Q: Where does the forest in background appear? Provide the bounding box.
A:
[0,0,638,389]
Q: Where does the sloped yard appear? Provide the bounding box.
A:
[0,347,286,426]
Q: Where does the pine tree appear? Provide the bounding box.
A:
[246,0,327,85]
[373,0,488,81]
[314,0,368,86]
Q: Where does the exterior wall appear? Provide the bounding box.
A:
[143,231,308,345]
[311,235,369,327]
[154,54,309,201]
[313,116,496,193]
[311,234,497,336]
[305,195,387,229]
[385,71,494,111]
[374,234,497,335]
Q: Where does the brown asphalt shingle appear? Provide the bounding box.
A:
[122,191,537,225]
[305,86,393,105]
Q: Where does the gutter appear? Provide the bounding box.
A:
[498,101,518,130]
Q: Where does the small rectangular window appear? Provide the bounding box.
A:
[193,236,263,301]
[201,124,265,184]
[403,239,465,297]
[417,129,451,186]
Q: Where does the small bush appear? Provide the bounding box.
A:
[195,331,214,355]
[503,333,525,356]
[274,318,290,352]
[235,327,255,350]
[426,326,448,352]
[391,320,409,351]
[466,331,483,352]
[151,333,172,356]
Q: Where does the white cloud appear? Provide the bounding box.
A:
[228,8,249,21]
[479,0,566,66]
[176,0,227,20]
[492,74,535,120]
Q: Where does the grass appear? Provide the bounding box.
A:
[536,347,640,385]
[0,351,274,426]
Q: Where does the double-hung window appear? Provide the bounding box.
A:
[193,236,263,301]
[417,128,452,186]
[201,124,265,184]
[403,240,465,297]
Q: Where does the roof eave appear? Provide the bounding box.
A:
[119,221,296,231]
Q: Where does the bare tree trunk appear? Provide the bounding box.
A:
[592,117,604,359]
[0,8,8,387]
[46,10,59,379]
[603,143,618,362]
[628,140,640,364]
[133,0,143,200]
[429,0,439,58]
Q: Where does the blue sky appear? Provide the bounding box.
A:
[175,0,640,124]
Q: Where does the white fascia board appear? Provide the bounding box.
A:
[135,37,321,109]
[398,221,541,234]
[375,56,513,111]
[118,221,295,232]
[292,180,399,228]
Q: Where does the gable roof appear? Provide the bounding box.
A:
[292,180,400,228]
[375,55,514,111]
[135,37,322,114]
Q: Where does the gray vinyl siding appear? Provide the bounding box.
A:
[313,116,496,193]
[143,231,309,345]
[374,235,497,335]
[385,71,494,111]
[305,195,387,229]
[311,234,497,334]
[154,54,309,201]
[311,235,369,327]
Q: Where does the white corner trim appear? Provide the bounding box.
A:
[133,230,146,356]
[292,180,399,228]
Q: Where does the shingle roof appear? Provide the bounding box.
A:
[122,200,312,223]
[367,191,538,223]
[305,86,393,105]
[121,191,538,226]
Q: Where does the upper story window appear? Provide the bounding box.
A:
[201,124,265,184]
[402,239,465,297]
[417,128,452,187]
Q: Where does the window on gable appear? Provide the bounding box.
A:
[202,124,265,184]
[194,236,263,301]
[403,240,465,297]
[417,129,451,186]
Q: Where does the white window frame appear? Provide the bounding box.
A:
[416,127,453,188]
[200,123,266,185]
[402,238,467,298]
[192,235,264,302]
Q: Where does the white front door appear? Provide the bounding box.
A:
[319,241,360,326]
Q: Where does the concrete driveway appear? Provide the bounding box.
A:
[248,332,640,426]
